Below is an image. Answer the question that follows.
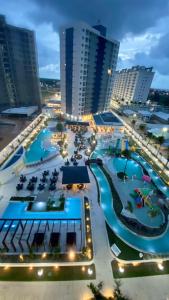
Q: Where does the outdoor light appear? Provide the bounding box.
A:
[54,265,59,270]
[88,238,91,243]
[42,252,47,259]
[157,262,164,271]
[29,266,33,271]
[81,266,85,272]
[68,250,75,260]
[19,254,24,261]
[37,269,44,277]
[4,265,10,271]
[118,265,124,273]
[87,268,93,275]
[86,217,89,221]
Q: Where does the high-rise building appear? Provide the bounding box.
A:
[112,66,154,104]
[60,22,119,116]
[0,15,41,110]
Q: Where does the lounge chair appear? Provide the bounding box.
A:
[66,232,76,250]
[49,232,60,248]
[32,232,44,248]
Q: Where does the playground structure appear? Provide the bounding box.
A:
[131,188,154,208]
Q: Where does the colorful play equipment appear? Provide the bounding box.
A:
[114,138,129,155]
[142,175,151,183]
[132,188,153,208]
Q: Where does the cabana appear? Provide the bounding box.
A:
[62,166,90,188]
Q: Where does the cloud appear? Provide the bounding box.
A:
[0,0,169,86]
[39,64,60,78]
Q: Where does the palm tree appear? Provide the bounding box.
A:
[56,122,64,139]
[146,131,153,146]
[131,119,136,128]
[156,136,165,156]
[87,280,131,300]
[113,280,131,300]
[87,281,106,300]
[122,149,131,173]
[139,123,146,132]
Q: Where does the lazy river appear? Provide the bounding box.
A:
[90,150,169,254]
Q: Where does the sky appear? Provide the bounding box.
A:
[0,0,169,89]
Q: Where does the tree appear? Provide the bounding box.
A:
[131,119,136,127]
[122,149,131,175]
[156,136,165,155]
[87,280,131,300]
[113,280,131,300]
[56,122,64,139]
[146,131,153,146]
[87,282,107,300]
[139,124,146,132]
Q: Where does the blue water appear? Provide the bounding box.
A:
[90,163,169,254]
[112,157,143,179]
[132,153,169,198]
[24,129,56,164]
[2,198,81,220]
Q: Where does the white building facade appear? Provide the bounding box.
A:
[60,22,119,117]
[112,66,155,104]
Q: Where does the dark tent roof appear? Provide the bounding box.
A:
[66,120,89,126]
[62,166,90,184]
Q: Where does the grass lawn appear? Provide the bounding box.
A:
[112,260,169,278]
[0,264,96,281]
[106,223,144,261]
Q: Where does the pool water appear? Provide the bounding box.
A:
[90,163,169,254]
[2,198,81,220]
[24,129,57,164]
[112,157,143,179]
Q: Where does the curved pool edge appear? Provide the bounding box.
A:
[90,162,169,255]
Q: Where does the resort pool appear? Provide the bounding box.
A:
[111,157,143,179]
[2,198,81,220]
[90,163,169,254]
[24,129,57,164]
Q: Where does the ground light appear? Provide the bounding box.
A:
[37,269,44,277]
[19,254,24,261]
[81,266,85,272]
[157,262,164,271]
[68,249,75,260]
[87,268,93,276]
[42,252,47,259]
[118,264,125,273]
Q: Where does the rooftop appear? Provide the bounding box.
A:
[62,166,90,185]
[66,120,89,126]
[2,106,38,117]
[93,112,123,126]
[152,112,169,121]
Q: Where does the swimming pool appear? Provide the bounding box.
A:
[2,198,81,220]
[24,129,57,164]
[110,157,143,179]
[90,163,169,254]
